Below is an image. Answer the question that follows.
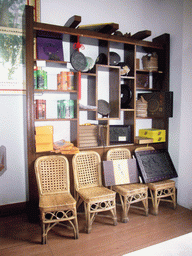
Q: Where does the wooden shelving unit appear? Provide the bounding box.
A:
[25,5,170,219]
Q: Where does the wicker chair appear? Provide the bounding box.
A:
[34,155,79,244]
[72,151,117,233]
[106,148,148,223]
[135,147,176,215]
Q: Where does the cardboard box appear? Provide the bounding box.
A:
[139,129,166,143]
[36,143,53,153]
[35,126,53,152]
[35,125,53,135]
[35,134,53,144]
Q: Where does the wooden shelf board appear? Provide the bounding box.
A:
[121,76,135,80]
[34,89,77,93]
[35,59,68,65]
[136,69,163,73]
[81,72,96,77]
[121,108,135,112]
[35,118,77,122]
[136,87,160,91]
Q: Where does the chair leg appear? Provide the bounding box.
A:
[120,195,129,223]
[111,204,118,226]
[73,216,79,239]
[149,189,159,215]
[84,202,92,234]
[172,187,177,209]
[41,222,47,245]
[142,197,149,216]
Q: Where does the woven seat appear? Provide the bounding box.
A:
[107,148,148,223]
[135,147,177,215]
[34,155,79,244]
[72,151,117,233]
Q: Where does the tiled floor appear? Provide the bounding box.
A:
[0,202,192,256]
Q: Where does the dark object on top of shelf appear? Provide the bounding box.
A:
[98,100,111,118]
[117,62,130,76]
[138,91,173,118]
[109,125,131,144]
[124,32,131,38]
[109,52,121,65]
[36,37,64,61]
[135,149,178,183]
[70,50,87,71]
[78,22,119,34]
[64,15,81,28]
[95,53,108,65]
[121,84,132,109]
[131,30,152,40]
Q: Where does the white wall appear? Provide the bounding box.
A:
[176,0,192,209]
[0,95,27,205]
[0,0,191,209]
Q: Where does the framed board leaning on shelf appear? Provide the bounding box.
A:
[135,149,178,183]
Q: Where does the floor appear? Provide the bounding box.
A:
[124,232,192,256]
[0,202,192,256]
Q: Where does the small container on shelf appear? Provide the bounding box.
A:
[36,67,47,89]
[57,100,75,119]
[136,96,148,117]
[142,52,158,72]
[35,99,46,119]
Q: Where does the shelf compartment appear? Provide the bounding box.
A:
[121,79,135,110]
[96,65,120,120]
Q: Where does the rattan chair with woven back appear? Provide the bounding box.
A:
[106,148,148,223]
[34,155,79,244]
[72,151,117,233]
[135,146,176,215]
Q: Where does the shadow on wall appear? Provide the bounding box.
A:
[0,145,6,176]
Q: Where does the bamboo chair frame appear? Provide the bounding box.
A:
[35,155,79,244]
[107,148,148,223]
[135,146,176,215]
[72,151,117,233]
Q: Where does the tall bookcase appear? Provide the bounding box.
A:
[25,5,171,219]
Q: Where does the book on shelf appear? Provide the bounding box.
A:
[35,99,46,119]
[57,100,74,119]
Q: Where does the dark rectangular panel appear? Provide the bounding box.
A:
[135,149,178,183]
